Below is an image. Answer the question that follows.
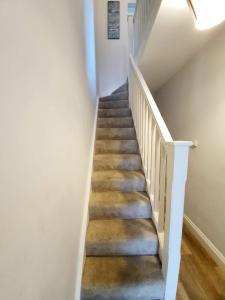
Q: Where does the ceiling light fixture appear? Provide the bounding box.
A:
[187,0,225,30]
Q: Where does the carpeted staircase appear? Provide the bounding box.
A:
[81,84,165,300]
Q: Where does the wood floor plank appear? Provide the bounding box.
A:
[176,224,225,300]
[176,281,190,300]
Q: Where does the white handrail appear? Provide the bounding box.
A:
[129,55,192,300]
[130,55,172,143]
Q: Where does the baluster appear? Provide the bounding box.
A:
[142,97,145,161]
[140,92,144,155]
[138,85,141,146]
[133,77,136,125]
[132,75,135,126]
[136,82,140,143]
[154,134,161,213]
[158,145,166,232]
[147,113,152,195]
[143,100,148,174]
[150,123,156,202]
[136,80,138,129]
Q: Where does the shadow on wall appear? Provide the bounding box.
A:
[84,0,97,100]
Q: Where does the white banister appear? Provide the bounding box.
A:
[129,55,192,300]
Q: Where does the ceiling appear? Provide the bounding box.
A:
[139,0,225,92]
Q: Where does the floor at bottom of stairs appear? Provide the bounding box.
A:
[177,225,225,300]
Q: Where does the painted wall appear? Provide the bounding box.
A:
[0,0,97,299]
[95,0,135,96]
[155,26,225,257]
[139,0,221,92]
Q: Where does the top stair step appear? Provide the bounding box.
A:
[100,92,128,102]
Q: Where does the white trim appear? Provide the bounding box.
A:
[184,215,225,273]
[74,97,99,300]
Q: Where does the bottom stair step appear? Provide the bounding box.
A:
[82,256,165,300]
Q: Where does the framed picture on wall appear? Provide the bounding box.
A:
[108,1,120,39]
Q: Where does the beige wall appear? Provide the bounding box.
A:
[155,26,225,257]
[0,0,97,299]
[95,0,135,96]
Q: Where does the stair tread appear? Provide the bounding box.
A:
[95,140,139,154]
[90,191,151,219]
[96,128,136,140]
[93,169,144,179]
[98,108,131,117]
[94,153,140,159]
[98,116,132,120]
[92,170,146,192]
[86,219,158,256]
[82,256,165,300]
[97,117,133,128]
[94,153,141,160]
[94,153,142,171]
[91,191,149,203]
[99,100,129,109]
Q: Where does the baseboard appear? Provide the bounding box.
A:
[184,215,225,273]
[74,97,99,300]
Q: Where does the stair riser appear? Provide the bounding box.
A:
[89,204,152,220]
[92,178,146,192]
[97,117,133,128]
[98,108,131,118]
[95,140,139,154]
[94,157,142,171]
[99,100,129,109]
[86,239,158,256]
[100,92,128,101]
[96,128,136,140]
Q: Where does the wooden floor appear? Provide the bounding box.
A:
[176,226,225,300]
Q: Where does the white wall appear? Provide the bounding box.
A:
[95,0,135,96]
[139,0,222,92]
[155,25,225,258]
[0,0,97,299]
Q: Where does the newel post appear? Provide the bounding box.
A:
[162,141,192,300]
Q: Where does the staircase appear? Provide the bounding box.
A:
[81,85,165,299]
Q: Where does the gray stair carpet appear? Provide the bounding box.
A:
[81,84,165,299]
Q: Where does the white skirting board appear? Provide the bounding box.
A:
[74,97,99,300]
[184,215,225,273]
